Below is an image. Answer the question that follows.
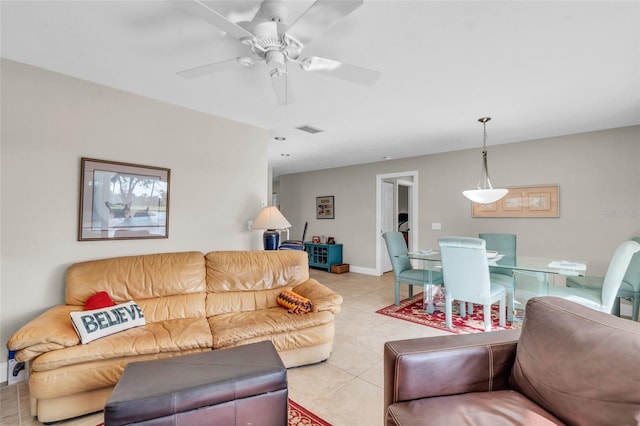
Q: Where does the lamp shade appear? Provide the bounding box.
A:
[252,206,291,230]
[462,188,509,204]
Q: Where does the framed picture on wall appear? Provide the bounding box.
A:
[78,158,171,241]
[471,185,559,218]
[316,196,334,219]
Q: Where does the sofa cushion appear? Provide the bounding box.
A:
[205,251,309,293]
[387,390,563,425]
[206,287,290,316]
[510,296,640,426]
[29,348,209,400]
[138,293,207,323]
[209,308,333,349]
[70,301,146,344]
[31,317,213,372]
[66,251,206,306]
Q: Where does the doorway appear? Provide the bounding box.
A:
[376,171,419,275]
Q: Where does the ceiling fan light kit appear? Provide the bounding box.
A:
[173,0,380,105]
[462,117,509,205]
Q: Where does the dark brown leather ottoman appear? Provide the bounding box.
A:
[104,341,288,425]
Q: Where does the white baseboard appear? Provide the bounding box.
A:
[347,265,380,276]
[1,361,7,384]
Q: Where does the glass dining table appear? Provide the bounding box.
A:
[403,250,587,314]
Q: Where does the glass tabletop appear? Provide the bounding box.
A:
[405,251,587,277]
[403,250,587,318]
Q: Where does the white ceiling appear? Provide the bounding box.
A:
[2,1,639,178]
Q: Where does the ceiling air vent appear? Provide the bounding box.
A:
[295,125,324,134]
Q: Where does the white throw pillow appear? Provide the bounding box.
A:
[70,301,146,344]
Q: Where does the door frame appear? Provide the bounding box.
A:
[381,180,395,273]
[375,171,419,276]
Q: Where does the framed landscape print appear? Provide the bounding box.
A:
[316,196,334,219]
[472,185,559,218]
[78,158,171,240]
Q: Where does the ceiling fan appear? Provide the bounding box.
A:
[172,0,380,105]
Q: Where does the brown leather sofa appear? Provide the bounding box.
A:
[384,296,640,425]
[7,250,342,423]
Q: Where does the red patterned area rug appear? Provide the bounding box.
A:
[97,399,329,426]
[376,292,521,334]
[289,398,332,426]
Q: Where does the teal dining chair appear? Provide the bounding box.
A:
[438,237,506,332]
[479,233,516,321]
[548,239,640,315]
[565,237,640,320]
[383,232,443,305]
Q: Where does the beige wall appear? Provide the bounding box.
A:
[279,126,640,274]
[0,60,269,365]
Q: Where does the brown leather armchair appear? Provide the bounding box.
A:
[384,296,640,425]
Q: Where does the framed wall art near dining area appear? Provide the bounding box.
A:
[78,158,171,240]
[472,185,559,218]
[316,195,335,219]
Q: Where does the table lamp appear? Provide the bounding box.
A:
[252,206,292,250]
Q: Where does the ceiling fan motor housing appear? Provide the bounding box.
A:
[259,1,289,23]
[174,0,378,105]
[266,51,286,75]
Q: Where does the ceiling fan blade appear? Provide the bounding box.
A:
[171,0,255,42]
[271,69,294,106]
[285,0,363,45]
[300,56,380,86]
[177,57,248,78]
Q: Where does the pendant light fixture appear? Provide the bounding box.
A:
[462,117,509,204]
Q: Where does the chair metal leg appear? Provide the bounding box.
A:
[507,291,514,322]
[499,296,506,328]
[459,300,466,318]
[613,297,621,317]
[445,294,453,329]
[467,302,473,315]
[408,284,413,300]
[633,296,640,322]
[394,279,401,305]
[483,304,491,332]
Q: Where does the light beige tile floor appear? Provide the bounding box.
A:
[0,270,449,426]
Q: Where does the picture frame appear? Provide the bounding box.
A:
[472,184,559,218]
[316,195,335,219]
[78,158,171,240]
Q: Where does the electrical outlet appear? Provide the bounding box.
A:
[260,199,267,208]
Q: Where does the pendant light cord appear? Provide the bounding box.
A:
[478,117,493,190]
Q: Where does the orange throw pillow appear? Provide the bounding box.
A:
[277,290,312,314]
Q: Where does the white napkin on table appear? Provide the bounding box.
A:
[548,260,587,271]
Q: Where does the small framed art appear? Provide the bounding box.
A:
[316,196,334,219]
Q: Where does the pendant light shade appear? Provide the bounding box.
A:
[462,187,509,204]
[462,117,508,204]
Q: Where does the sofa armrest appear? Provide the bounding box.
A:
[7,305,81,362]
[292,279,343,314]
[384,329,520,413]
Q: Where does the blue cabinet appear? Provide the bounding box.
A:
[304,243,343,272]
